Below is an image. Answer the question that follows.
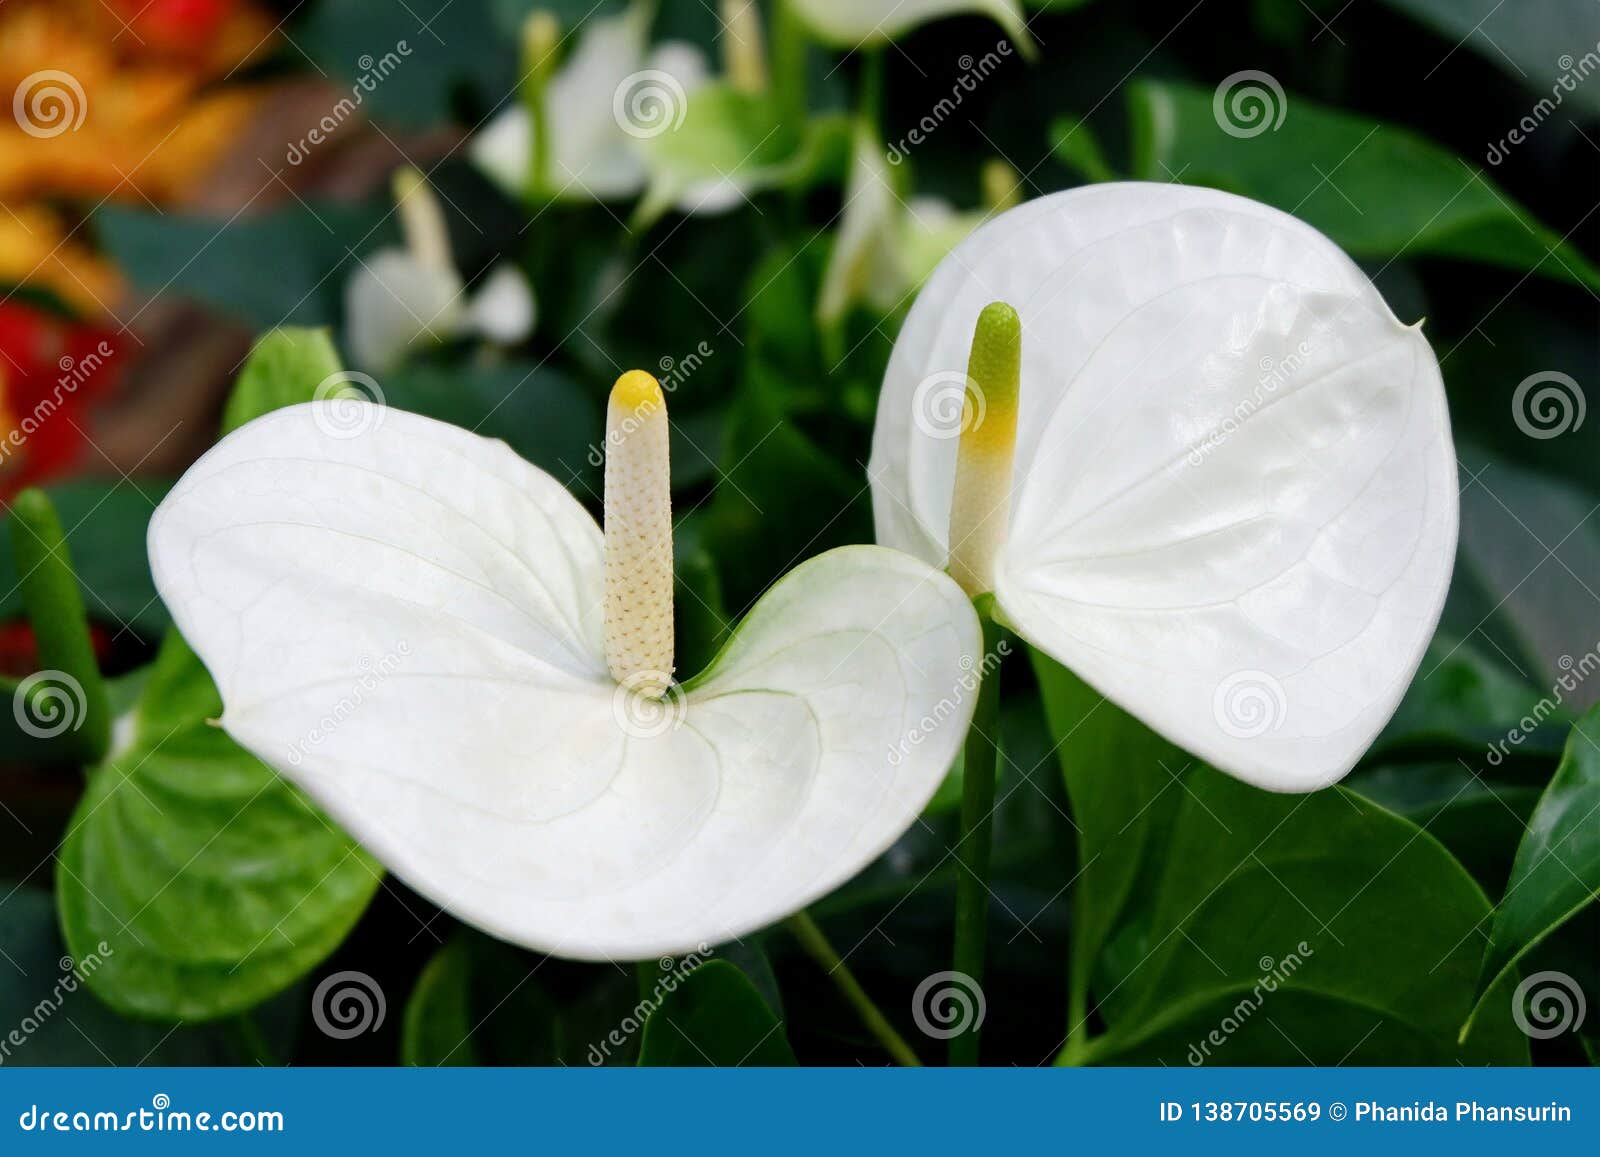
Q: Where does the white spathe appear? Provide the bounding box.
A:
[148,404,981,960]
[470,2,709,202]
[788,0,1028,47]
[817,123,988,326]
[870,182,1458,792]
[344,251,537,373]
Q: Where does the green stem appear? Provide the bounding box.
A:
[949,596,1004,1066]
[770,0,808,139]
[8,488,109,763]
[635,959,660,1002]
[857,48,886,136]
[225,1013,279,1066]
[786,910,922,1066]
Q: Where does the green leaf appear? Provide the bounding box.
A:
[222,329,345,435]
[0,480,172,642]
[1349,761,1545,895]
[1035,651,1528,1065]
[1380,0,1600,119]
[0,885,300,1064]
[1446,449,1600,703]
[380,361,602,491]
[1371,634,1569,763]
[95,202,391,331]
[402,931,563,1066]
[1121,79,1600,290]
[57,632,382,1020]
[300,0,517,129]
[637,960,795,1066]
[1029,654,1180,1040]
[1049,117,1118,183]
[1470,703,1600,1026]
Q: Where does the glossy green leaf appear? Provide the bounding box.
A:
[1372,634,1569,763]
[96,203,391,330]
[1446,449,1600,706]
[380,361,602,491]
[1350,761,1545,894]
[402,931,563,1066]
[1381,0,1600,119]
[1120,79,1600,290]
[637,960,795,1066]
[222,329,345,435]
[0,886,300,1065]
[300,0,517,129]
[1471,704,1600,1025]
[1036,651,1528,1065]
[57,632,382,1020]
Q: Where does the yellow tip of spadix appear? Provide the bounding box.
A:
[611,370,665,417]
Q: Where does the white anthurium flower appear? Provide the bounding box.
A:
[345,169,536,372]
[470,2,710,204]
[817,124,986,327]
[147,371,981,960]
[871,182,1458,792]
[789,0,1032,51]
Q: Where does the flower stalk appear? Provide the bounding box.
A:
[604,370,675,697]
[392,167,452,271]
[8,487,110,763]
[520,11,560,199]
[786,910,922,1066]
[946,301,1020,1065]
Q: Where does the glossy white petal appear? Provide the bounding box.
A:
[789,0,1028,47]
[464,264,537,345]
[344,248,465,373]
[149,405,980,960]
[871,183,1456,791]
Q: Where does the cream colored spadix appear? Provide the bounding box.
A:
[604,371,674,696]
[148,384,981,960]
[871,182,1458,792]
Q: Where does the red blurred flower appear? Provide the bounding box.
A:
[0,302,123,498]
